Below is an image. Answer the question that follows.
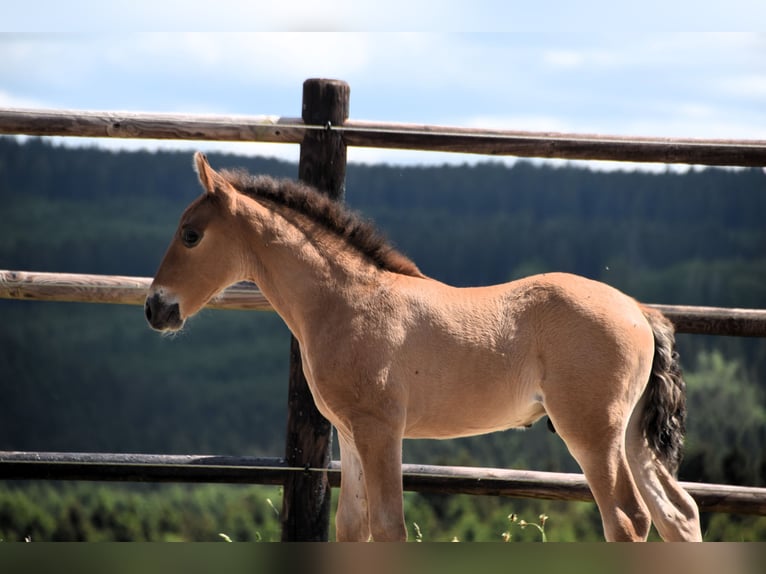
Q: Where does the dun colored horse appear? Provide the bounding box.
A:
[146,153,702,541]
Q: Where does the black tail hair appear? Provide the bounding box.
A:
[641,307,687,475]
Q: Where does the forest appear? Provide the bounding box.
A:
[0,136,765,541]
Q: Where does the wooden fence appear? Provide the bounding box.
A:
[2,78,766,541]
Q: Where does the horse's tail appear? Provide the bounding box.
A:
[640,306,687,476]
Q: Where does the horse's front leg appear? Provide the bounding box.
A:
[352,417,407,542]
[335,431,371,541]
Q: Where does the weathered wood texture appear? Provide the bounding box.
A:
[0,108,304,143]
[281,79,350,542]
[0,270,271,310]
[653,304,766,338]
[2,107,765,166]
[3,270,765,337]
[342,121,766,167]
[2,451,764,516]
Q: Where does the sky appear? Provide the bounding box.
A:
[2,10,765,168]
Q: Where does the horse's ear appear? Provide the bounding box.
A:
[193,152,238,211]
[194,152,218,195]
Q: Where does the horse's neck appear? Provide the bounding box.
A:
[240,201,380,342]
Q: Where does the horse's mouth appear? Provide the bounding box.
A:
[145,293,184,332]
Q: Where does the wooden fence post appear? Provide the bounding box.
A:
[280,79,350,541]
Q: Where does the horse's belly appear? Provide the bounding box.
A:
[403,397,546,439]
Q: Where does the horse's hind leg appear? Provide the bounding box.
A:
[545,386,651,541]
[561,427,651,541]
[626,396,702,541]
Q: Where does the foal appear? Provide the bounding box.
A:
[146,153,702,541]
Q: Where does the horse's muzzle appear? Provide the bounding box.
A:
[145,292,183,331]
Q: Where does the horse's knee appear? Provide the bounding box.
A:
[671,486,701,535]
[369,516,407,542]
[335,489,370,541]
[654,511,701,542]
[676,514,703,542]
[364,490,407,542]
[630,505,652,541]
[619,486,652,541]
[336,519,370,542]
[602,503,651,542]
[655,492,702,542]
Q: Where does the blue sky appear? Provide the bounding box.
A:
[1,25,765,167]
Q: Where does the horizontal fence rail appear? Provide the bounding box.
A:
[1,451,764,516]
[2,269,766,337]
[0,270,271,311]
[2,107,766,167]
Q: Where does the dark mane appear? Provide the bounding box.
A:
[220,169,424,278]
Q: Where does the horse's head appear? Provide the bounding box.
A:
[145,152,244,332]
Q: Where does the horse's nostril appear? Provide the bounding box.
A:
[145,293,183,331]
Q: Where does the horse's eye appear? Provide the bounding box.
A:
[181,227,202,248]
